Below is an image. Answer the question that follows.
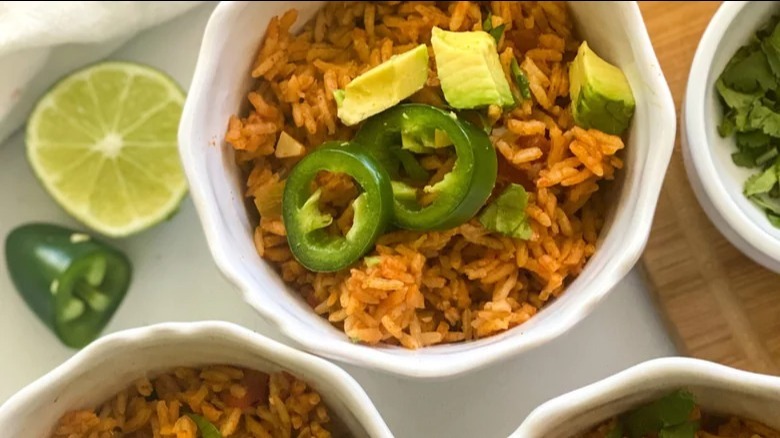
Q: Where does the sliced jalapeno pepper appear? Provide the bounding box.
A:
[5,223,132,348]
[354,104,497,231]
[282,142,393,272]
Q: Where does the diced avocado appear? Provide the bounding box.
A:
[434,129,452,147]
[274,131,305,158]
[364,256,381,267]
[336,44,429,126]
[431,27,514,109]
[569,41,636,135]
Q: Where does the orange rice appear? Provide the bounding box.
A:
[579,408,780,438]
[51,366,336,438]
[227,1,625,348]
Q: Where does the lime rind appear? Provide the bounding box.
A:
[26,61,188,238]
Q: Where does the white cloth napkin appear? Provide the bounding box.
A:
[0,1,202,144]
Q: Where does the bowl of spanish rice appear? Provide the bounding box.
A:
[513,357,780,437]
[0,322,392,437]
[178,1,676,377]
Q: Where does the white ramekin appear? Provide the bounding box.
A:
[683,1,780,273]
[178,1,676,378]
[0,322,392,437]
[514,357,780,437]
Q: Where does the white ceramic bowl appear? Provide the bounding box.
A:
[513,357,780,437]
[0,322,392,438]
[683,1,780,273]
[178,1,676,378]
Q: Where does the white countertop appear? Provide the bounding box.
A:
[0,4,676,437]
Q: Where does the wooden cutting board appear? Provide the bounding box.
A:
[639,1,780,376]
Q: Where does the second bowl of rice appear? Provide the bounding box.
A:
[179,1,676,378]
[0,322,392,437]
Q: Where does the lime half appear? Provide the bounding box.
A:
[26,61,188,237]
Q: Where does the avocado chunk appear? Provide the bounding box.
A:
[569,41,636,135]
[336,44,429,126]
[431,27,513,109]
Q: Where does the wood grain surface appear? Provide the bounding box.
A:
[639,1,780,375]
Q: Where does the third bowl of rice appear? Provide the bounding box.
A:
[179,1,676,378]
[513,357,780,437]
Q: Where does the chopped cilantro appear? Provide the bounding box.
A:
[721,49,775,93]
[755,147,779,166]
[658,421,699,438]
[731,149,760,168]
[511,57,532,101]
[478,184,532,239]
[716,79,760,113]
[747,104,780,136]
[736,130,771,148]
[481,12,505,45]
[750,191,780,215]
[719,112,736,137]
[717,16,780,229]
[482,11,493,32]
[623,390,696,438]
[764,42,780,79]
[762,17,780,76]
[598,390,699,438]
[489,24,505,44]
[768,211,780,227]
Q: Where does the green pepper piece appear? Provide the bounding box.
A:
[354,104,497,231]
[187,413,223,438]
[282,142,394,272]
[5,224,132,348]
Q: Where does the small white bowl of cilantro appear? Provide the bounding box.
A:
[684,1,780,272]
[513,357,780,437]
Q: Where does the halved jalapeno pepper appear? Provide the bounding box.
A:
[354,104,497,231]
[282,142,393,272]
[5,223,132,348]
